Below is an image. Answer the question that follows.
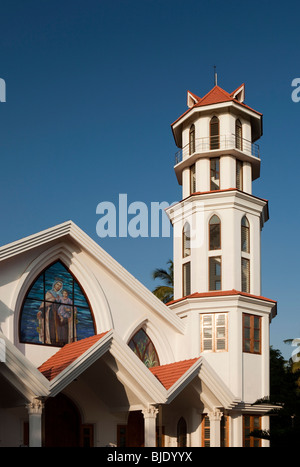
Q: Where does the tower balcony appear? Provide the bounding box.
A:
[174,134,261,183]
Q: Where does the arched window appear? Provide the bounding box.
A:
[189,124,195,155]
[19,261,95,347]
[177,417,187,447]
[190,164,196,194]
[210,116,219,149]
[241,216,250,252]
[183,222,191,257]
[236,159,243,190]
[209,215,221,250]
[235,119,243,150]
[128,328,160,368]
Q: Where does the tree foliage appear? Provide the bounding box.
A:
[152,259,173,304]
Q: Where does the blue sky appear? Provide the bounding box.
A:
[0,0,299,360]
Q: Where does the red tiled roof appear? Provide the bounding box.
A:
[166,290,277,306]
[38,332,109,381]
[171,84,262,127]
[149,358,199,390]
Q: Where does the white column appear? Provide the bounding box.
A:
[142,406,158,447]
[27,398,44,447]
[190,408,201,447]
[208,410,223,447]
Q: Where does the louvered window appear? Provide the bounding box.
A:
[235,119,243,150]
[209,215,221,250]
[243,314,261,354]
[241,216,250,252]
[189,124,195,155]
[202,315,213,351]
[190,164,196,193]
[209,256,221,291]
[183,262,191,296]
[202,415,210,447]
[236,159,243,190]
[241,257,250,293]
[210,157,220,190]
[210,116,219,149]
[183,223,191,258]
[201,313,227,352]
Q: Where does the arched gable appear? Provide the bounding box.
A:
[19,260,96,347]
[13,243,113,345]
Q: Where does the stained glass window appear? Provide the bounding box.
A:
[20,261,95,347]
[128,329,159,368]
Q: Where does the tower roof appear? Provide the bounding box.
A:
[172,83,263,147]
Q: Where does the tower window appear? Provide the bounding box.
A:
[201,313,227,352]
[190,164,196,194]
[128,328,160,368]
[235,119,243,150]
[210,157,220,190]
[241,216,250,252]
[243,314,261,354]
[209,215,221,250]
[236,160,243,190]
[210,116,219,149]
[183,262,191,296]
[183,222,191,257]
[241,257,250,293]
[209,256,221,290]
[19,261,95,347]
[189,124,195,155]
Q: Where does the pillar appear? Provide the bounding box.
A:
[142,406,158,447]
[208,410,223,447]
[26,398,44,447]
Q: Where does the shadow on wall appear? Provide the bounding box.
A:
[0,300,14,333]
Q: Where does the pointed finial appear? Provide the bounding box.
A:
[214,65,218,86]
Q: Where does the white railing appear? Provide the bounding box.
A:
[175,134,260,165]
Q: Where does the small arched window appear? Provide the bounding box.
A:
[210,116,219,149]
[128,328,160,368]
[235,119,243,150]
[19,261,95,347]
[189,124,195,155]
[183,222,191,257]
[209,215,221,250]
[177,417,187,447]
[241,216,250,252]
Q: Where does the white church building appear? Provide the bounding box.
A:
[0,82,277,447]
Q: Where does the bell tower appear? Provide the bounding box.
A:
[168,82,266,299]
[166,82,277,412]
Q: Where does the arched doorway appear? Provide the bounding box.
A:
[127,411,144,447]
[44,393,81,447]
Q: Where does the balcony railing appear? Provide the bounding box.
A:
[175,134,260,165]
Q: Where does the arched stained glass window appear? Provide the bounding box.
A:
[128,328,160,368]
[20,261,95,347]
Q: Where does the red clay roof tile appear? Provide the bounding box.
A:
[149,358,199,390]
[38,332,109,381]
[166,289,277,306]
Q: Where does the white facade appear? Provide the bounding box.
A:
[0,83,277,448]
